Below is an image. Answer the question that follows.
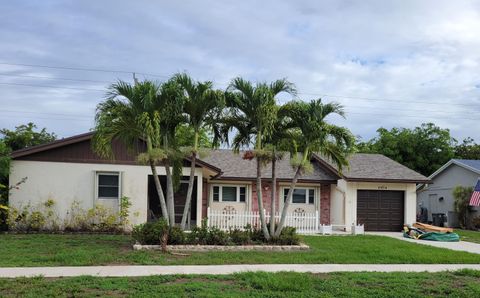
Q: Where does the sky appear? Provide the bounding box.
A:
[1,0,480,142]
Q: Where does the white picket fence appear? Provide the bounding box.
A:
[206,207,320,234]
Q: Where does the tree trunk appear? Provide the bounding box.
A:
[165,159,176,226]
[180,151,196,230]
[256,157,270,240]
[269,156,276,236]
[274,166,302,237]
[149,160,169,225]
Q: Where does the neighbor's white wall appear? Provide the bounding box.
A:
[9,160,203,227]
[336,179,417,231]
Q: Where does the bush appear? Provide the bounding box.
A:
[131,221,300,246]
[472,216,480,230]
[229,228,251,245]
[63,198,132,233]
[206,227,229,245]
[7,199,60,232]
[168,226,186,245]
[132,219,169,245]
[272,227,300,245]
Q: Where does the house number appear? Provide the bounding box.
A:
[378,185,388,190]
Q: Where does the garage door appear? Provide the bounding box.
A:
[357,190,404,231]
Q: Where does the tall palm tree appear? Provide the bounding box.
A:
[93,80,170,224]
[225,78,296,240]
[174,73,224,230]
[274,99,355,236]
[263,106,295,236]
[154,79,186,225]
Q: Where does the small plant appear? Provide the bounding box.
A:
[168,226,186,245]
[229,228,251,245]
[453,185,474,228]
[472,216,480,230]
[272,226,300,245]
[132,219,169,246]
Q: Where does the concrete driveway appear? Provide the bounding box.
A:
[368,232,480,254]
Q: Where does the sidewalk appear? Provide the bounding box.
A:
[368,232,480,254]
[1,264,480,278]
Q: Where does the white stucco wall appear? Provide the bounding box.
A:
[330,184,345,226]
[336,179,417,231]
[9,160,203,227]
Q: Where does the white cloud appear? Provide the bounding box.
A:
[0,0,479,141]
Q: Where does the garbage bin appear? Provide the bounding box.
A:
[432,213,447,227]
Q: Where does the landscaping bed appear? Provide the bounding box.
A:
[133,243,309,251]
[0,271,479,297]
[132,220,301,247]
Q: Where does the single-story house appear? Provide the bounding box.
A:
[417,159,480,227]
[9,132,429,232]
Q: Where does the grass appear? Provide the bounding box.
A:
[457,229,480,244]
[0,271,479,297]
[1,234,480,267]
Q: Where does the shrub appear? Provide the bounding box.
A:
[272,227,300,245]
[472,216,480,230]
[132,219,169,245]
[7,199,60,232]
[453,185,474,228]
[168,226,186,245]
[64,199,131,233]
[229,228,251,245]
[206,227,229,245]
[187,221,209,245]
[131,221,300,247]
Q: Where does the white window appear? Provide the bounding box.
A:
[212,185,247,203]
[96,172,121,199]
[283,188,315,204]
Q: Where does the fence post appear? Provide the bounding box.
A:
[315,210,319,233]
[207,207,210,228]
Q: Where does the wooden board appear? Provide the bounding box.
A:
[413,222,453,233]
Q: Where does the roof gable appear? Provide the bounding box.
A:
[426,159,480,181]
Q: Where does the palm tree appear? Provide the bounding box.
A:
[224,78,296,240]
[174,73,225,230]
[154,79,186,226]
[93,80,170,224]
[274,99,355,237]
[263,106,295,236]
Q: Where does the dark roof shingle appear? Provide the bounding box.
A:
[200,149,338,181]
[316,153,430,182]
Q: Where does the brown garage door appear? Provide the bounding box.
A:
[357,190,404,231]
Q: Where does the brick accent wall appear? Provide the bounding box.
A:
[250,180,280,213]
[320,184,331,224]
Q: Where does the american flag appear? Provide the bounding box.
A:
[469,179,480,207]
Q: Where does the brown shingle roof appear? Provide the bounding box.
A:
[11,132,429,183]
[200,149,338,182]
[314,153,430,183]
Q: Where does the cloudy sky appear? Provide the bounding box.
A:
[1,0,480,142]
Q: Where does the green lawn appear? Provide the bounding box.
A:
[1,234,480,267]
[0,271,479,297]
[457,229,480,244]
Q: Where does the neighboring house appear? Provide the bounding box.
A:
[417,159,480,227]
[9,132,429,232]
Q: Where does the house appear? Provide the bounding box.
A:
[417,159,480,227]
[9,132,429,232]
